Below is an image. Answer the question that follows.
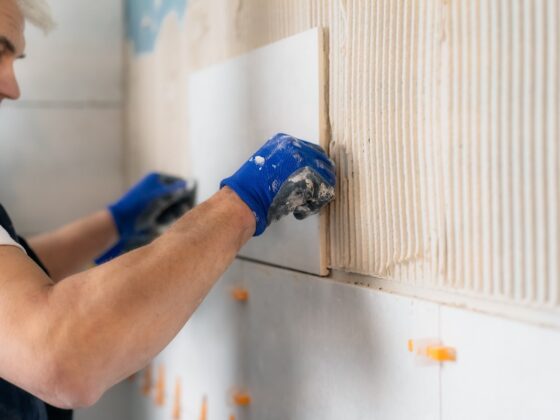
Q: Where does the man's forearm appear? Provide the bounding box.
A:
[28,210,118,281]
[0,134,333,409]
[43,187,254,406]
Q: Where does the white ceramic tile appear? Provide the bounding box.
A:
[441,307,560,420]
[0,107,124,234]
[189,28,329,276]
[237,260,440,420]
[126,260,440,420]
[15,0,123,102]
[128,263,246,420]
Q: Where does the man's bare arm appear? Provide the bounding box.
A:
[28,173,194,281]
[0,188,255,408]
[0,134,336,410]
[27,210,118,281]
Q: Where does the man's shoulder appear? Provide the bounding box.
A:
[0,204,17,240]
[0,204,25,253]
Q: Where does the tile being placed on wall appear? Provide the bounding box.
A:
[0,107,123,235]
[189,29,328,275]
[15,0,123,103]
[440,307,560,420]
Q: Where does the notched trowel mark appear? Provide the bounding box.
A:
[267,167,336,225]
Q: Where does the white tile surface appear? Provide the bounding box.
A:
[189,29,329,276]
[128,262,245,420]
[0,107,123,234]
[128,260,441,420]
[441,307,560,420]
[238,261,440,420]
[16,0,123,102]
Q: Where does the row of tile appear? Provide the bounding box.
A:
[122,259,560,420]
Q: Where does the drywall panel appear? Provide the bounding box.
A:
[0,107,123,235]
[189,28,329,275]
[440,307,560,420]
[127,259,440,420]
[16,0,123,102]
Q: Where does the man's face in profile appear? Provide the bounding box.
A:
[0,0,26,104]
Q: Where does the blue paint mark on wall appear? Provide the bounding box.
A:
[126,0,187,55]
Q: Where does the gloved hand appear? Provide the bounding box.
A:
[96,172,197,263]
[220,133,336,236]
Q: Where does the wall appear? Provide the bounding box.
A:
[127,259,560,420]
[116,2,560,418]
[127,0,560,326]
[0,0,125,235]
[125,0,190,184]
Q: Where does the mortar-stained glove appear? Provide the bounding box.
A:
[95,172,197,263]
[220,133,336,236]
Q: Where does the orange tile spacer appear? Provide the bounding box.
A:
[407,339,414,352]
[426,345,457,362]
[408,338,457,364]
[199,396,208,420]
[229,415,236,420]
[141,364,153,396]
[154,364,166,406]
[172,377,181,420]
[233,392,252,406]
[231,288,249,302]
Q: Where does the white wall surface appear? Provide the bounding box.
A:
[440,307,560,420]
[123,259,560,420]
[127,259,440,420]
[0,0,125,235]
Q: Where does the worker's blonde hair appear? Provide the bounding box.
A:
[15,0,55,33]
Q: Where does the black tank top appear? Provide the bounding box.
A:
[0,204,72,420]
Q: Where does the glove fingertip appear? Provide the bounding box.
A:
[312,166,336,188]
[162,182,188,199]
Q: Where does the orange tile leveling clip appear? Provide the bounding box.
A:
[408,339,457,363]
[231,287,249,302]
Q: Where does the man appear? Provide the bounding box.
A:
[0,0,336,419]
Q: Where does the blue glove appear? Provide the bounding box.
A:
[96,172,197,263]
[220,133,336,236]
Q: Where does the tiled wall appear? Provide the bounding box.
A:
[0,0,125,235]
[126,0,560,324]
[115,2,560,418]
[127,259,560,420]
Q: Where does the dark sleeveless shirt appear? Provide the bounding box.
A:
[0,204,72,420]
